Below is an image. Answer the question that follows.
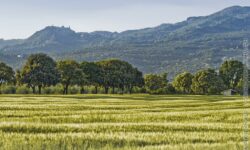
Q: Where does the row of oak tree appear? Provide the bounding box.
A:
[0,53,245,95]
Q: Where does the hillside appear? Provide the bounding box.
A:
[0,39,23,49]
[0,6,250,78]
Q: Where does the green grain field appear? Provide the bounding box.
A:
[0,95,247,150]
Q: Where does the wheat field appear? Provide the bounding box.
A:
[0,95,246,150]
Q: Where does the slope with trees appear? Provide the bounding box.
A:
[1,6,250,78]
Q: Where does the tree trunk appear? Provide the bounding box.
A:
[64,85,69,95]
[112,86,115,94]
[32,86,36,94]
[65,85,68,95]
[63,88,66,95]
[38,85,42,94]
[80,86,85,94]
[95,86,98,94]
[104,86,109,94]
[0,83,2,94]
[129,86,133,94]
[121,86,124,94]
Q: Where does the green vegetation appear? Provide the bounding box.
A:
[191,69,225,95]
[219,60,243,90]
[0,54,245,95]
[173,72,193,94]
[12,54,145,95]
[57,60,82,94]
[0,94,246,150]
[0,62,15,87]
[144,73,168,94]
[19,53,60,94]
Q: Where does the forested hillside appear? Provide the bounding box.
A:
[0,6,250,78]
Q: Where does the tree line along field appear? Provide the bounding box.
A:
[0,53,246,96]
[0,94,246,150]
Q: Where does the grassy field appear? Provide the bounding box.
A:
[0,94,246,150]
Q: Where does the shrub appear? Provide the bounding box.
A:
[69,86,80,94]
[165,84,176,94]
[149,88,166,95]
[89,86,97,94]
[1,85,16,94]
[53,85,64,94]
[42,87,54,94]
[16,86,30,94]
[99,87,106,94]
[41,85,65,95]
[132,87,147,94]
[80,86,89,94]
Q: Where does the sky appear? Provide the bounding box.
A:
[1,0,250,39]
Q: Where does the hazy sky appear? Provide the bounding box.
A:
[1,0,250,39]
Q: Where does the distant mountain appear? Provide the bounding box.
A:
[1,6,250,78]
[0,39,23,49]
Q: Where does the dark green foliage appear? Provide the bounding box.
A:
[0,62,15,87]
[2,52,248,95]
[0,85,16,94]
[219,60,243,90]
[235,74,250,94]
[68,86,80,94]
[57,60,82,94]
[173,72,193,94]
[144,73,168,94]
[16,86,31,94]
[97,59,144,94]
[128,68,145,94]
[192,69,225,95]
[20,53,60,94]
[80,62,102,94]
[165,83,176,94]
[42,86,61,94]
[15,70,22,86]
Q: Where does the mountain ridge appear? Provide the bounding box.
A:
[0,5,249,78]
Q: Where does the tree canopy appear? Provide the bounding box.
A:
[192,69,225,95]
[144,73,168,94]
[20,53,59,94]
[0,62,15,87]
[219,60,243,90]
[80,62,102,93]
[173,72,193,94]
[57,60,82,94]
[0,53,246,95]
[97,59,144,94]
